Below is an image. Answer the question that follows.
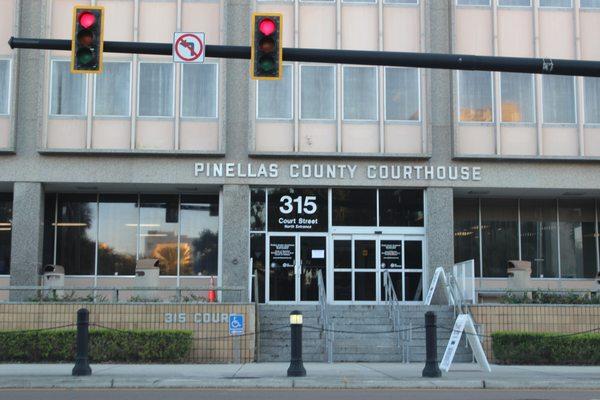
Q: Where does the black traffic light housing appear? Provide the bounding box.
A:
[71,6,104,74]
[251,13,283,80]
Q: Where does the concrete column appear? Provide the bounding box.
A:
[10,182,44,300]
[426,187,454,303]
[221,184,250,302]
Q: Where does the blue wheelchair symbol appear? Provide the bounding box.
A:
[229,314,244,336]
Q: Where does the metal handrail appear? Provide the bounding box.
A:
[382,270,411,363]
[317,269,333,363]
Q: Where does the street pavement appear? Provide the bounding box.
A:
[2,389,600,400]
[0,363,599,390]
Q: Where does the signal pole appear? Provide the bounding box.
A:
[9,36,600,77]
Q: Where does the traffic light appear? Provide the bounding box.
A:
[251,13,282,80]
[71,6,104,74]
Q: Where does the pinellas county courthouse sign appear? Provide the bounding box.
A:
[194,162,482,181]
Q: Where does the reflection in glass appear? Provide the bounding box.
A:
[355,272,376,301]
[454,198,481,276]
[0,193,12,275]
[333,189,376,226]
[300,236,326,301]
[180,195,219,276]
[43,194,57,268]
[481,199,519,277]
[334,240,351,269]
[334,272,352,301]
[520,199,559,278]
[559,200,597,278]
[139,195,179,276]
[250,189,266,231]
[405,272,423,301]
[251,233,266,303]
[381,271,402,302]
[354,240,376,269]
[379,190,424,227]
[56,194,97,275]
[97,195,137,275]
[404,241,422,269]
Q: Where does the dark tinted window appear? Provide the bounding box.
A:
[379,189,423,227]
[56,194,97,275]
[332,189,376,226]
[0,193,12,275]
[453,198,480,277]
[520,199,558,278]
[180,195,219,277]
[481,199,519,277]
[250,189,266,231]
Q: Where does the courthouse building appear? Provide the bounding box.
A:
[0,0,599,303]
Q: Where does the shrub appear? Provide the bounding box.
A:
[0,329,193,363]
[499,291,600,304]
[492,331,600,365]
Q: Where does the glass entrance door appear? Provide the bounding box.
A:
[268,234,327,303]
[331,235,424,303]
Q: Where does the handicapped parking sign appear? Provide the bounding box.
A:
[229,314,244,336]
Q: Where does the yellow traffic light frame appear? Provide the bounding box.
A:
[250,12,283,81]
[71,5,105,74]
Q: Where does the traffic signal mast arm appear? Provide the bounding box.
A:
[9,36,600,77]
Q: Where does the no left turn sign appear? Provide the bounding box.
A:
[173,32,205,63]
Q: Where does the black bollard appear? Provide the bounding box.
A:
[422,311,442,378]
[72,308,92,376]
[287,310,306,377]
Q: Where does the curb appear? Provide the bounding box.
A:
[1,377,600,390]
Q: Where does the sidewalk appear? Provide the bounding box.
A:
[0,363,599,390]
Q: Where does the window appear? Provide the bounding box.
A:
[257,64,293,119]
[0,194,12,275]
[179,195,219,276]
[332,189,377,226]
[454,198,481,277]
[45,193,220,277]
[0,60,10,115]
[55,194,98,275]
[481,199,519,278]
[50,61,87,116]
[500,73,534,123]
[498,0,530,5]
[520,199,559,278]
[97,194,138,276]
[539,0,571,7]
[542,75,576,124]
[384,0,418,3]
[342,0,377,3]
[379,189,424,227]
[558,200,597,279]
[459,71,493,122]
[581,0,600,7]
[138,63,174,117]
[300,65,335,120]
[343,66,378,121]
[457,0,490,5]
[584,77,600,124]
[385,67,419,121]
[181,63,218,118]
[94,62,131,117]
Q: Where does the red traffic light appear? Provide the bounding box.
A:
[78,11,96,29]
[258,18,276,36]
[251,13,282,80]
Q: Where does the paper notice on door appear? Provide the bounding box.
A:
[312,249,325,259]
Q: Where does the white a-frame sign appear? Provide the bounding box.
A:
[439,314,491,372]
[424,267,455,306]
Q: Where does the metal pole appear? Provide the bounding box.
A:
[9,36,600,77]
[422,311,441,378]
[287,310,306,377]
[72,308,92,376]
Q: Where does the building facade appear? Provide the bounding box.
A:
[0,0,599,303]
